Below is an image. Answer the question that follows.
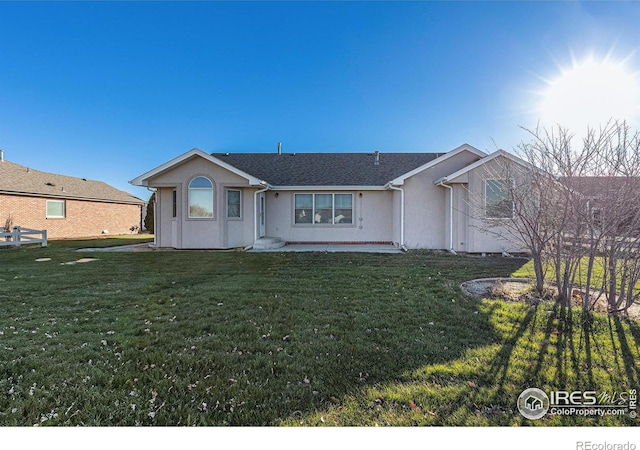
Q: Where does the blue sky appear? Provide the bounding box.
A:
[2,1,640,200]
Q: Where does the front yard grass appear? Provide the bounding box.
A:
[0,245,637,426]
[46,234,154,249]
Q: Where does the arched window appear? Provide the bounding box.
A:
[188,176,214,218]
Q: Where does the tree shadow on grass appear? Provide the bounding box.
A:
[483,303,537,391]
[281,280,639,426]
[624,317,640,357]
[18,250,636,426]
[215,252,530,426]
[609,316,639,388]
[7,247,634,427]
[261,254,538,426]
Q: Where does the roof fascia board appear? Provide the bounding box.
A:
[129,148,266,187]
[0,190,145,204]
[270,185,386,191]
[389,144,487,185]
[435,149,531,185]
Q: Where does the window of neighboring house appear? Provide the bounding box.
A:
[227,189,241,218]
[188,176,214,218]
[591,207,603,232]
[172,190,177,218]
[485,179,513,219]
[294,193,353,225]
[46,200,65,218]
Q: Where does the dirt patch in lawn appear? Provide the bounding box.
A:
[461,277,640,320]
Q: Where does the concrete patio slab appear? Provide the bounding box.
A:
[75,243,403,254]
[249,244,403,253]
[76,243,154,252]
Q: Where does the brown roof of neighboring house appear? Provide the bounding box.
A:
[0,159,145,205]
[561,176,640,199]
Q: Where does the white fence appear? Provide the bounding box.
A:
[0,226,48,247]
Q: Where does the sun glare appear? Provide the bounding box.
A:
[537,56,640,132]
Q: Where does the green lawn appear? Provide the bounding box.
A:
[46,234,154,249]
[0,244,637,426]
[513,257,640,297]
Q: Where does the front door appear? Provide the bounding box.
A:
[259,192,266,238]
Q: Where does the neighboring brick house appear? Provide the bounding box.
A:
[0,151,145,239]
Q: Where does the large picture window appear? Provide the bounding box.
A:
[485,179,513,219]
[294,193,353,225]
[188,176,214,218]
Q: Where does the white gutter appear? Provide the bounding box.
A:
[436,180,456,254]
[253,183,270,242]
[271,185,386,191]
[387,184,407,251]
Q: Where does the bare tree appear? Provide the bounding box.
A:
[580,125,640,314]
[478,121,640,317]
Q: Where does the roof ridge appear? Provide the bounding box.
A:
[1,159,99,183]
[211,151,441,155]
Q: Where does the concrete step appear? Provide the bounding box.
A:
[252,237,285,250]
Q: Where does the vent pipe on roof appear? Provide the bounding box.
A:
[374,150,380,166]
[0,150,4,162]
[277,142,282,155]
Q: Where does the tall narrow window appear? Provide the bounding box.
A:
[172,190,177,218]
[314,194,332,224]
[591,208,603,232]
[485,179,513,219]
[188,177,214,218]
[334,194,353,224]
[227,189,241,218]
[46,200,65,218]
[295,194,313,224]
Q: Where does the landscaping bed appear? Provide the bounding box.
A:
[461,277,640,319]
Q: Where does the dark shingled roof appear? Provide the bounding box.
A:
[0,160,145,204]
[212,152,444,186]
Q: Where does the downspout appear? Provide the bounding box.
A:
[436,181,456,255]
[387,184,407,251]
[146,187,157,247]
[253,183,269,243]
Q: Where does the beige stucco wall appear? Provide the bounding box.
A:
[147,156,257,249]
[401,150,482,249]
[457,155,528,253]
[265,190,394,243]
[452,185,469,252]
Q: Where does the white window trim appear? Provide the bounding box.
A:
[46,199,66,219]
